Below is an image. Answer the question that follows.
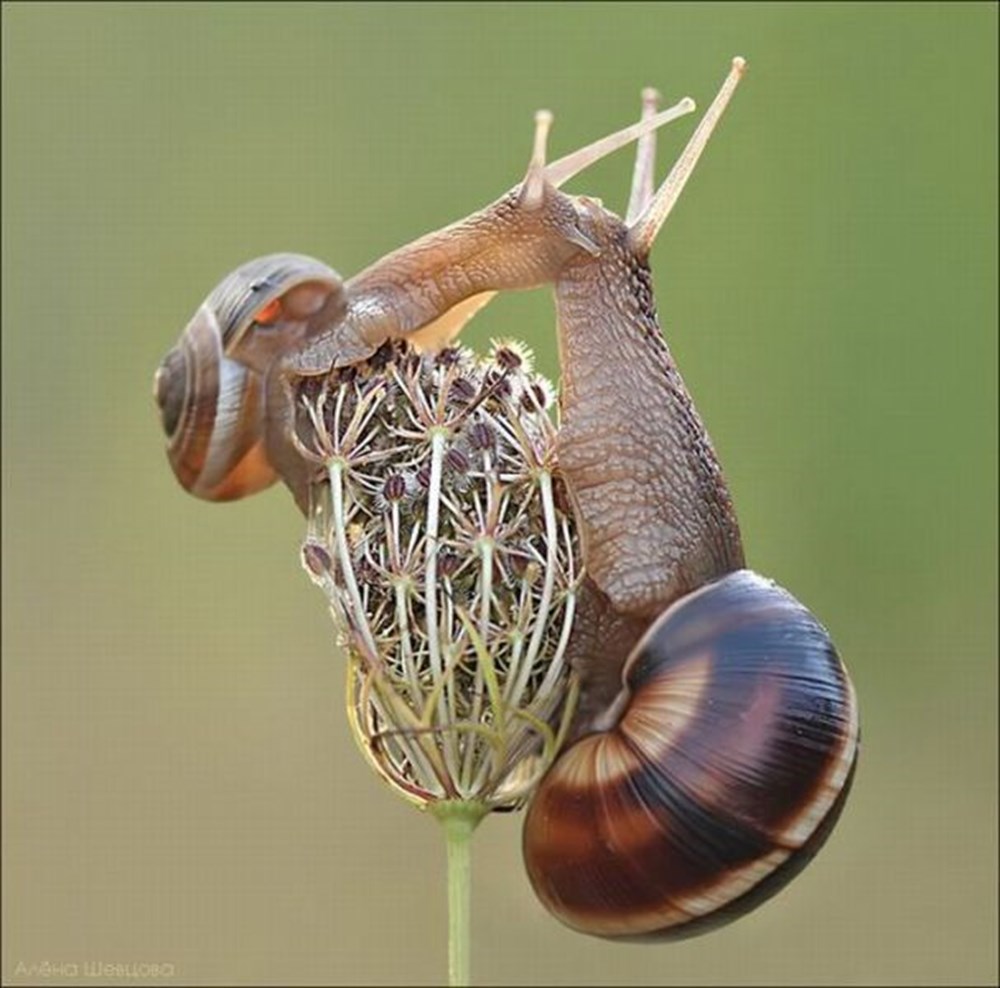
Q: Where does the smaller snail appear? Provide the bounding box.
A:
[153,96,698,509]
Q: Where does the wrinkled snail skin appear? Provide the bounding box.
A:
[523,570,859,940]
[153,254,345,502]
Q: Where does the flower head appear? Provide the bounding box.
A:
[294,339,581,810]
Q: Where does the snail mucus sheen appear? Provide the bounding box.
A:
[153,57,858,944]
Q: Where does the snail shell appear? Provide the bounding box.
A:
[153,253,344,500]
[523,569,859,940]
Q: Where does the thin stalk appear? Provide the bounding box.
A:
[431,800,487,988]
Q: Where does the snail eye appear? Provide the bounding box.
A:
[253,298,283,326]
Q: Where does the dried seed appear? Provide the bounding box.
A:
[494,346,522,371]
[450,376,477,404]
[445,446,470,473]
[382,473,408,502]
[468,420,494,451]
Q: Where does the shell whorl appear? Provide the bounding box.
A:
[154,309,275,501]
[153,253,344,501]
[523,569,859,940]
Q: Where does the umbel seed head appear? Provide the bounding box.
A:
[295,339,581,810]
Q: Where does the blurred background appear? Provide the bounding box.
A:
[2,3,996,985]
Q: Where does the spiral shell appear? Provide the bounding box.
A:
[523,568,859,940]
[153,254,344,501]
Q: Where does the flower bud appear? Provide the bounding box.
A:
[295,340,581,811]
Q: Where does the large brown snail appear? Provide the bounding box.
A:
[154,58,858,942]
[522,61,858,939]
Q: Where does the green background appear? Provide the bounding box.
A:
[3,3,997,985]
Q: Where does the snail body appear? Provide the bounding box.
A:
[522,60,859,939]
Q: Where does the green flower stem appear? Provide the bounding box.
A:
[432,800,487,987]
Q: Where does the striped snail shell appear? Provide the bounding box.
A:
[523,569,859,940]
[153,253,345,501]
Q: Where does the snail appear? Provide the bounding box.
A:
[153,58,858,942]
[522,59,859,939]
[153,94,698,510]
